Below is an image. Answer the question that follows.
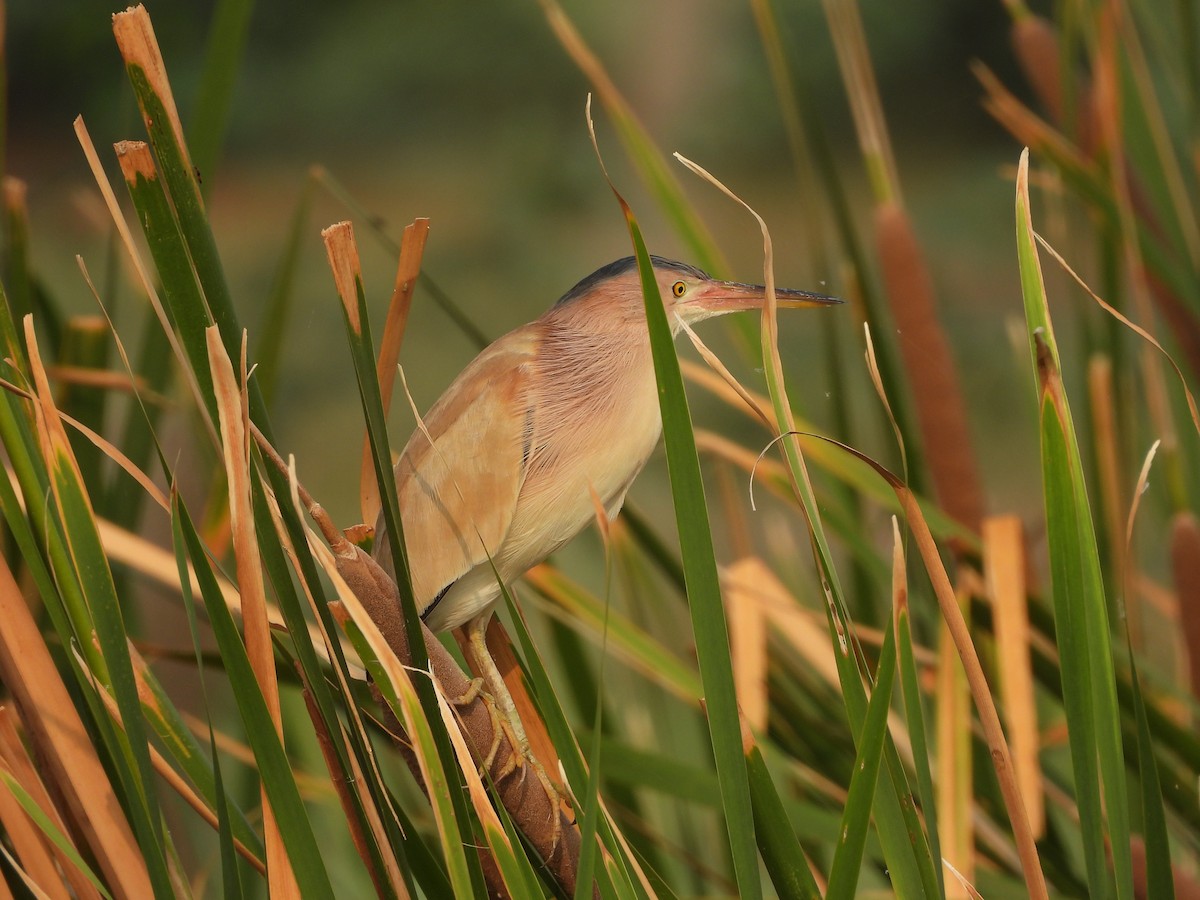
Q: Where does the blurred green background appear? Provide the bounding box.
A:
[9,0,1042,539]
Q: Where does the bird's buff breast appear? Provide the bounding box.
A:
[501,348,662,572]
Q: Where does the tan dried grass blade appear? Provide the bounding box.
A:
[982,516,1044,840]
[206,326,298,898]
[723,559,771,733]
[936,586,974,897]
[360,218,430,525]
[0,556,151,899]
[323,222,362,334]
[975,63,1089,170]
[82,648,266,875]
[1088,357,1133,644]
[814,435,1048,898]
[0,748,73,899]
[0,711,99,900]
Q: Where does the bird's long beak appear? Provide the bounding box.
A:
[688,280,841,316]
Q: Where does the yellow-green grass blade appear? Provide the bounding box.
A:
[623,210,760,897]
[825,607,898,900]
[248,475,411,894]
[746,741,822,900]
[169,501,256,895]
[498,587,639,898]
[23,324,176,897]
[58,318,110,493]
[749,1,929,495]
[895,600,943,896]
[573,683,605,900]
[1016,149,1131,898]
[683,173,940,895]
[116,143,217,420]
[173,496,336,898]
[253,173,315,406]
[189,0,255,187]
[525,565,701,701]
[324,222,486,888]
[338,617,483,899]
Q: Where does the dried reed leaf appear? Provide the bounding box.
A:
[1087,357,1130,636]
[0,555,152,899]
[722,559,770,733]
[206,326,297,898]
[361,218,430,525]
[677,320,773,430]
[82,649,266,876]
[812,434,1048,898]
[1035,232,1200,437]
[875,202,983,535]
[935,579,973,897]
[982,516,1044,840]
[0,712,99,900]
[43,365,160,399]
[0,755,73,900]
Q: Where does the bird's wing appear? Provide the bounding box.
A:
[388,327,538,610]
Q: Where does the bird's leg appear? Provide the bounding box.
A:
[465,611,531,756]
[461,612,570,857]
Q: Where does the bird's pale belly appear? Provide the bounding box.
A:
[423,389,662,632]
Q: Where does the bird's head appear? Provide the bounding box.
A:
[555,256,839,332]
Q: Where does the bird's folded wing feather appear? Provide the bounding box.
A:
[392,328,538,608]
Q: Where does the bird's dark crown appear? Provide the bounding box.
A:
[554,256,710,308]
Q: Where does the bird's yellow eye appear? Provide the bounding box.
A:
[672,281,687,297]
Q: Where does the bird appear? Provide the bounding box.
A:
[373,255,838,746]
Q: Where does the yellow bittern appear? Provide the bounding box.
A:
[374,255,837,743]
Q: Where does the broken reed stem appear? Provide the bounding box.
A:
[112,5,196,200]
[360,217,430,526]
[874,202,984,537]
